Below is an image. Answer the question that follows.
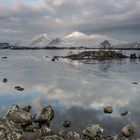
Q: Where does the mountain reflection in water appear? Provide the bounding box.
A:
[0,50,140,138]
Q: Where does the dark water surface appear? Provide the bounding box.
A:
[0,50,140,138]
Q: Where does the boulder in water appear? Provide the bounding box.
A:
[121,125,135,138]
[63,120,71,128]
[83,124,104,140]
[103,106,113,114]
[4,104,32,126]
[34,105,54,125]
[15,86,24,91]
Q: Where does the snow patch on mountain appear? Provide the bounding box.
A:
[14,31,129,48]
[64,31,88,38]
[15,34,50,47]
[50,31,128,48]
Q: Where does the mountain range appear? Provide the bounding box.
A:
[14,31,128,48]
[0,31,140,49]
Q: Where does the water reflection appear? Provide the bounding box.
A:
[0,50,140,138]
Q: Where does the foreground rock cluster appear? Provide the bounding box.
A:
[0,105,135,140]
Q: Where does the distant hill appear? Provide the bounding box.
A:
[1,31,140,49]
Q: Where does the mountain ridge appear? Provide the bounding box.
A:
[11,31,131,48]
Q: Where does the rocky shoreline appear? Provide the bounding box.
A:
[0,105,135,140]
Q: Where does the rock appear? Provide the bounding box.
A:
[39,125,53,136]
[132,82,138,85]
[103,106,113,114]
[0,118,24,140]
[58,129,80,140]
[1,56,7,59]
[83,124,104,140]
[34,105,54,124]
[41,135,64,140]
[25,123,40,132]
[121,125,135,138]
[3,78,8,83]
[54,56,59,60]
[4,104,32,126]
[51,58,55,62]
[63,120,71,128]
[51,56,59,62]
[120,111,128,116]
[15,86,24,91]
[65,51,127,61]
[22,105,32,112]
[130,53,137,59]
[106,134,126,140]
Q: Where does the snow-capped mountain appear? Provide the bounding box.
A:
[48,31,128,48]
[14,31,128,48]
[15,34,50,47]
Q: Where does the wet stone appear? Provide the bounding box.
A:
[83,124,104,140]
[120,111,128,116]
[132,82,138,85]
[15,86,24,91]
[39,125,53,136]
[0,118,24,140]
[103,106,113,114]
[34,105,54,124]
[58,129,80,140]
[1,56,7,59]
[130,53,137,59]
[121,125,135,138]
[3,78,8,83]
[22,105,32,112]
[63,120,71,128]
[4,104,32,126]
[51,58,55,62]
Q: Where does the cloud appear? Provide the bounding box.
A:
[0,0,140,41]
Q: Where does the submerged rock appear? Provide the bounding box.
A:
[121,125,135,138]
[103,106,113,114]
[83,124,104,140]
[63,120,71,128]
[120,111,128,116]
[0,118,24,140]
[58,129,80,140]
[4,104,32,126]
[15,86,24,91]
[34,105,54,125]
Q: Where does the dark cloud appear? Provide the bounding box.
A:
[0,0,140,41]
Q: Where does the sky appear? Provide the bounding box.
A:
[0,0,140,42]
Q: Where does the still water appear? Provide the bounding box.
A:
[0,50,140,138]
